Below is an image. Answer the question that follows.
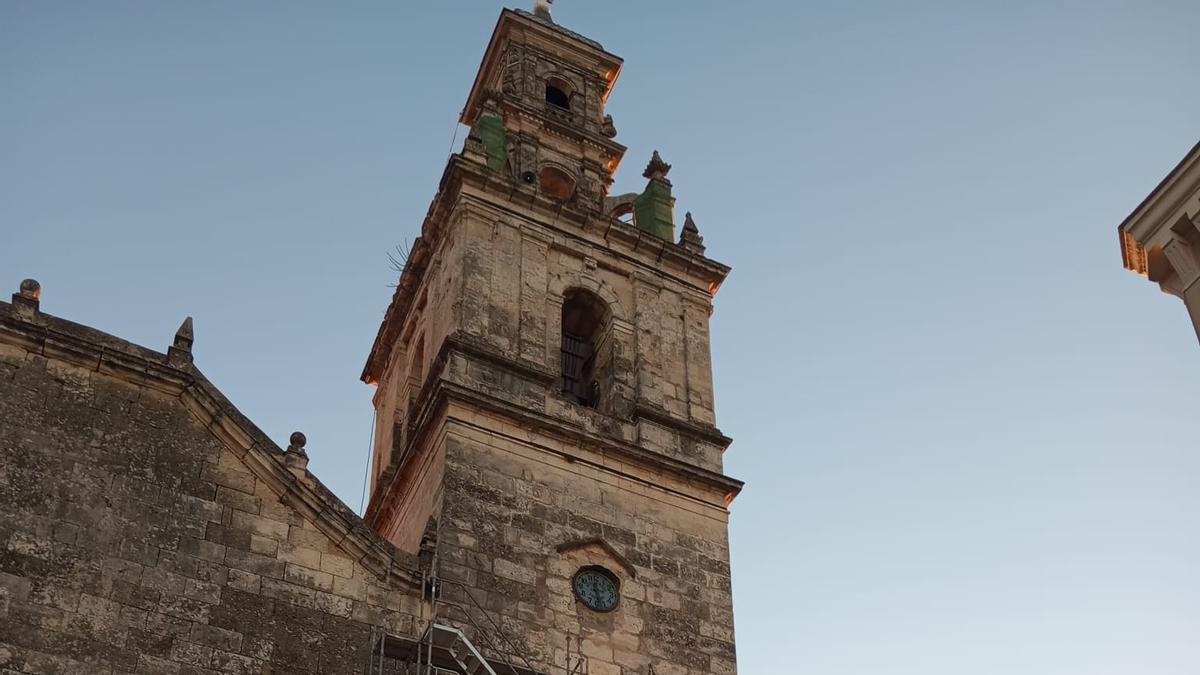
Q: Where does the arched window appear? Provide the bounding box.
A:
[545,79,572,110]
[539,166,576,201]
[561,289,609,408]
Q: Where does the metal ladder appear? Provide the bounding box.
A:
[423,623,499,675]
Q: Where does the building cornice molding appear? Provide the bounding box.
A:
[504,101,628,159]
[432,330,732,450]
[362,155,732,384]
[0,299,422,589]
[461,9,623,128]
[443,381,743,501]
[363,332,742,530]
[1119,140,1200,274]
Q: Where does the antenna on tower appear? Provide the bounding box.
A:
[533,0,553,20]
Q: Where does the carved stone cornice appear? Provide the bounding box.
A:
[1117,140,1200,342]
[632,402,733,450]
[1119,141,1200,278]
[363,333,743,531]
[505,101,628,159]
[0,299,422,589]
[362,155,731,384]
[461,9,623,129]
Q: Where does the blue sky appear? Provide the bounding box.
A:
[3,1,1199,673]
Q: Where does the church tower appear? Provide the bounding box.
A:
[362,7,740,674]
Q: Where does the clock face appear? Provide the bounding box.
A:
[572,567,620,612]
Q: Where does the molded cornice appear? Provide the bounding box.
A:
[461,9,623,128]
[0,299,421,589]
[1119,140,1200,274]
[363,332,743,531]
[361,154,732,384]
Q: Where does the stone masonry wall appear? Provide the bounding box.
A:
[437,403,737,675]
[372,224,463,497]
[0,335,423,674]
[448,198,720,454]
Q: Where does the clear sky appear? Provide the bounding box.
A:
[3,1,1199,673]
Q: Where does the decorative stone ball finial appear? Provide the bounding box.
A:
[19,278,41,299]
[12,278,41,314]
[284,430,310,475]
[288,431,308,455]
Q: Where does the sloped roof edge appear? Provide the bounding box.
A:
[0,297,421,589]
[1118,139,1200,236]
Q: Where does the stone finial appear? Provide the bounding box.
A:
[287,431,307,455]
[285,430,309,475]
[601,114,617,139]
[634,152,677,241]
[174,317,194,351]
[12,278,41,314]
[166,316,194,366]
[19,278,41,299]
[680,211,706,254]
[642,150,672,184]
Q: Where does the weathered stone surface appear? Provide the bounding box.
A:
[0,301,423,674]
[358,10,742,675]
[0,8,744,675]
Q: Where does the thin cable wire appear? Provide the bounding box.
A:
[359,412,377,515]
[446,113,463,159]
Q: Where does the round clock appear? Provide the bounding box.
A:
[572,566,620,612]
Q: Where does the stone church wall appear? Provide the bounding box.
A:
[0,310,423,674]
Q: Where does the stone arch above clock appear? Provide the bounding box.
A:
[556,537,639,580]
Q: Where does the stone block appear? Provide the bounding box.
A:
[223,549,284,580]
[248,535,278,557]
[276,542,321,570]
[318,553,354,579]
[184,578,221,605]
[169,640,214,669]
[214,487,260,517]
[200,464,256,496]
[188,623,243,653]
[259,578,315,609]
[229,512,288,542]
[0,573,32,604]
[284,563,333,592]
[138,653,183,673]
[330,575,366,601]
[210,649,258,675]
[225,569,260,595]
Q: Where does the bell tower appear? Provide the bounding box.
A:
[362,7,741,675]
[460,4,626,218]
